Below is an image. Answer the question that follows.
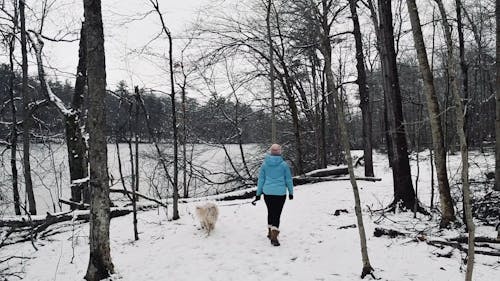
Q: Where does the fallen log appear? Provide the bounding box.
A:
[293,176,381,186]
[216,190,255,201]
[373,227,407,238]
[31,208,131,239]
[110,188,167,208]
[426,240,500,257]
[0,205,156,228]
[372,227,500,257]
[334,209,349,216]
[306,167,348,177]
[0,205,159,247]
[449,236,500,244]
[338,224,357,229]
[59,199,89,210]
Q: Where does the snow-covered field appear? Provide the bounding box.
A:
[1,149,499,280]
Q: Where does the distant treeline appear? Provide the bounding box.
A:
[0,66,272,144]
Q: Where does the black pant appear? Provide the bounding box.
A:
[264,194,286,228]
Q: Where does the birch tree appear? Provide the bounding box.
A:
[434,0,475,279]
[405,0,455,227]
[316,0,374,276]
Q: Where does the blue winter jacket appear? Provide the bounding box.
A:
[256,154,294,196]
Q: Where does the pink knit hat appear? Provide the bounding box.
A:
[270,144,282,155]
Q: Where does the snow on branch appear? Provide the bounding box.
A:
[27,30,73,117]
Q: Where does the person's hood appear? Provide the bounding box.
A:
[264,154,284,166]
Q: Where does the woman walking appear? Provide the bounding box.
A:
[255,144,294,246]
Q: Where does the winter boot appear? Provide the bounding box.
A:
[267,226,272,240]
[270,228,280,246]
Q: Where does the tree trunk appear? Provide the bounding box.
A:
[20,0,36,215]
[267,0,276,143]
[435,0,475,279]
[318,0,343,166]
[349,0,374,177]
[324,37,374,280]
[405,0,455,227]
[335,85,375,279]
[83,0,115,279]
[133,88,140,241]
[312,55,326,169]
[8,11,21,215]
[149,0,180,219]
[67,23,90,206]
[168,27,180,221]
[455,0,469,145]
[495,0,500,191]
[181,81,189,198]
[377,0,417,210]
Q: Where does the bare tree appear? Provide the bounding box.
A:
[349,0,374,177]
[267,0,277,143]
[331,81,374,279]
[20,0,36,215]
[28,23,89,208]
[377,0,418,211]
[67,23,90,205]
[434,0,475,279]
[495,0,500,191]
[318,3,373,276]
[150,0,180,220]
[7,0,20,215]
[132,87,140,240]
[83,0,114,279]
[405,0,455,227]
[455,0,469,143]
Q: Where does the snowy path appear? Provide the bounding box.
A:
[9,179,497,281]
[4,152,499,280]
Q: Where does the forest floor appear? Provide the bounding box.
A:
[1,151,499,281]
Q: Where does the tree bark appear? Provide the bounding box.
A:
[8,6,21,215]
[405,0,455,227]
[133,87,140,241]
[377,0,417,210]
[149,0,179,219]
[180,73,189,198]
[318,0,343,166]
[435,0,475,279]
[323,16,374,275]
[495,0,500,191]
[167,18,180,221]
[349,0,374,177]
[20,0,36,215]
[83,0,114,279]
[455,0,469,145]
[68,23,90,206]
[267,0,276,143]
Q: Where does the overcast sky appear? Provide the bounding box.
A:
[39,0,223,91]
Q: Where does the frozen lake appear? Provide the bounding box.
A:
[0,142,263,216]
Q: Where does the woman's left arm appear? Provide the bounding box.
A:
[284,164,294,195]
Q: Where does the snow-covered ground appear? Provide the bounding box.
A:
[1,150,499,280]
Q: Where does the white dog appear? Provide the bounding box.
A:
[195,202,219,235]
